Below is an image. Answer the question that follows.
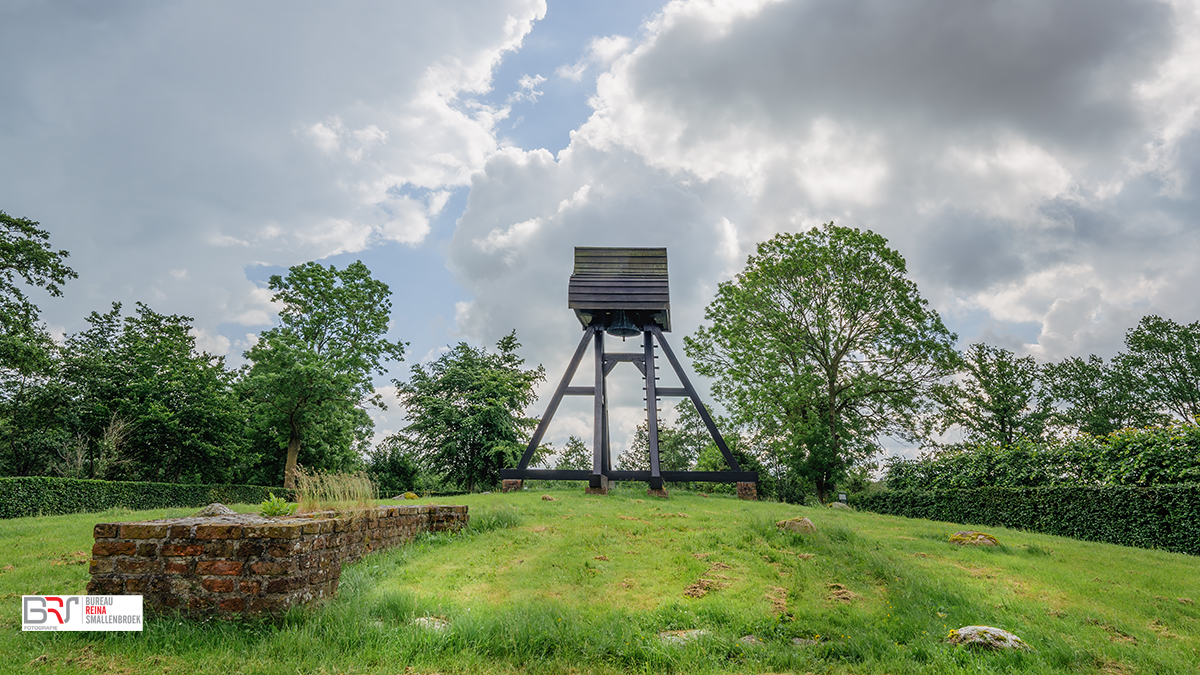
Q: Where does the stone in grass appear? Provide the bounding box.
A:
[739,635,763,645]
[828,501,853,510]
[658,629,709,644]
[792,637,819,647]
[542,495,556,501]
[947,625,1031,651]
[413,617,450,632]
[194,503,236,517]
[949,531,999,547]
[776,516,816,534]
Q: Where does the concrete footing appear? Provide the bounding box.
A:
[501,479,523,493]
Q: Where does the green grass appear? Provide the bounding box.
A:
[2,489,1199,674]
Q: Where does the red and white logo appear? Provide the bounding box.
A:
[22,595,143,631]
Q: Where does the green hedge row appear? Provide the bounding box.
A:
[851,485,1200,556]
[0,476,292,519]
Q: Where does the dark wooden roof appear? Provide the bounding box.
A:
[568,247,671,331]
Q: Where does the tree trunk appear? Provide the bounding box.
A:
[283,426,302,489]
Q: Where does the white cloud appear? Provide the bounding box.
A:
[557,35,633,81]
[442,0,1200,455]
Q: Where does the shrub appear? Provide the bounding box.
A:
[852,484,1200,555]
[0,476,292,519]
[259,492,297,517]
[884,423,1200,491]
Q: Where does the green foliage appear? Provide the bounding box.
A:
[3,302,247,483]
[0,476,290,519]
[259,491,297,517]
[0,210,77,336]
[242,260,405,487]
[885,423,1200,490]
[852,484,1200,555]
[932,343,1051,446]
[617,402,712,474]
[58,302,247,483]
[1118,314,1200,421]
[553,435,590,471]
[366,437,425,496]
[1043,354,1167,436]
[241,331,367,484]
[685,223,957,502]
[693,439,776,499]
[394,331,544,492]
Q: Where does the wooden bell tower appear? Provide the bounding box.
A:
[501,247,758,498]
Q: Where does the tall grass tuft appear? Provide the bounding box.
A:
[293,466,377,515]
[467,505,523,533]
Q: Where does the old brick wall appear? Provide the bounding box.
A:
[87,504,467,617]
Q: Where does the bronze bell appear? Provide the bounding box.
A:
[605,310,640,338]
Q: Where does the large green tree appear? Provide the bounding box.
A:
[932,343,1051,446]
[242,260,405,488]
[1,211,78,473]
[1116,315,1200,423]
[0,210,77,337]
[56,302,245,482]
[1043,354,1167,436]
[685,224,957,501]
[394,332,543,492]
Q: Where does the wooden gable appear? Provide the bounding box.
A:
[568,247,671,332]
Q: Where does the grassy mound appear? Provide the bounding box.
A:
[2,490,1198,674]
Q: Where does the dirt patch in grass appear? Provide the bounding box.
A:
[826,583,860,603]
[50,550,89,566]
[765,586,788,613]
[684,578,729,598]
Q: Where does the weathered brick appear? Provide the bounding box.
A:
[125,578,148,593]
[168,524,193,538]
[93,523,119,538]
[89,558,114,574]
[262,525,302,539]
[92,540,135,557]
[249,560,289,576]
[165,560,190,575]
[195,560,243,576]
[266,542,302,558]
[120,523,169,539]
[188,596,213,610]
[201,577,236,593]
[87,577,125,594]
[195,524,243,539]
[249,596,287,614]
[239,579,261,594]
[136,542,158,557]
[203,541,236,558]
[236,541,264,557]
[264,577,295,594]
[218,596,244,613]
[117,558,160,574]
[161,543,204,557]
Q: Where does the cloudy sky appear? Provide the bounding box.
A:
[3,0,1198,461]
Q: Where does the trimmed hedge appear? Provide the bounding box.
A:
[851,485,1200,556]
[0,476,293,519]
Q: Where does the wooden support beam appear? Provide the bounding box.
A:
[650,326,743,473]
[644,328,662,490]
[591,329,606,489]
[516,326,595,470]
